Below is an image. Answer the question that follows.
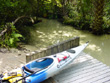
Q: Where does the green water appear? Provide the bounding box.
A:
[25,19,110,66]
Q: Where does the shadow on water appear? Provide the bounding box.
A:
[24,18,110,66]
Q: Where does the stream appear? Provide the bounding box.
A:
[24,18,110,66]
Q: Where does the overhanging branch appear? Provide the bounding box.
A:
[0,16,35,37]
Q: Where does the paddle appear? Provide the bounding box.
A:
[13,58,51,83]
[0,74,3,83]
[12,72,34,83]
[13,66,42,83]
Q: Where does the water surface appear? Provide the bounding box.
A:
[25,19,110,66]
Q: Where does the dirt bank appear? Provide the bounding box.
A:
[0,48,30,73]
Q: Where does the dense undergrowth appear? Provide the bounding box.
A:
[0,0,110,48]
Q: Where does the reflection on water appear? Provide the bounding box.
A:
[25,19,110,66]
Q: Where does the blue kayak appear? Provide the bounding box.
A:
[0,42,89,83]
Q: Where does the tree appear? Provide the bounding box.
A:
[0,0,37,47]
[92,0,105,34]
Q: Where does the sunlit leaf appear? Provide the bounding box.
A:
[9,38,14,45]
[13,33,23,38]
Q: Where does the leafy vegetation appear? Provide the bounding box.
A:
[0,0,110,47]
[0,23,23,47]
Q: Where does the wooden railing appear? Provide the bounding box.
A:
[26,37,80,63]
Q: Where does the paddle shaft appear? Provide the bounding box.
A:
[13,72,35,83]
[13,68,43,83]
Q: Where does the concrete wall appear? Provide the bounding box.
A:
[26,37,80,63]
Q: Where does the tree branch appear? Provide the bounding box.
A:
[0,16,35,37]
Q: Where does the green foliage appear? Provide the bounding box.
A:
[103,0,110,30]
[0,0,37,25]
[63,16,74,25]
[0,0,110,48]
[62,0,93,30]
[0,0,38,47]
[36,0,62,18]
[103,16,110,29]
[8,32,23,47]
[0,23,23,48]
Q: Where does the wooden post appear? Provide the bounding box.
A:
[26,53,31,63]
[46,47,51,56]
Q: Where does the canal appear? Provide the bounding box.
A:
[24,18,110,66]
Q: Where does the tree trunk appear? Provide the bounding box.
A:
[92,0,105,35]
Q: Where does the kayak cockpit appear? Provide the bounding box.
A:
[23,58,54,73]
[67,49,75,53]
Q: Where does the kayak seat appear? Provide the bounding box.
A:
[24,58,53,73]
[31,68,41,72]
[23,66,35,73]
[30,58,53,69]
[23,66,41,73]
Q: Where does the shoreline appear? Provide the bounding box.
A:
[0,44,46,73]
